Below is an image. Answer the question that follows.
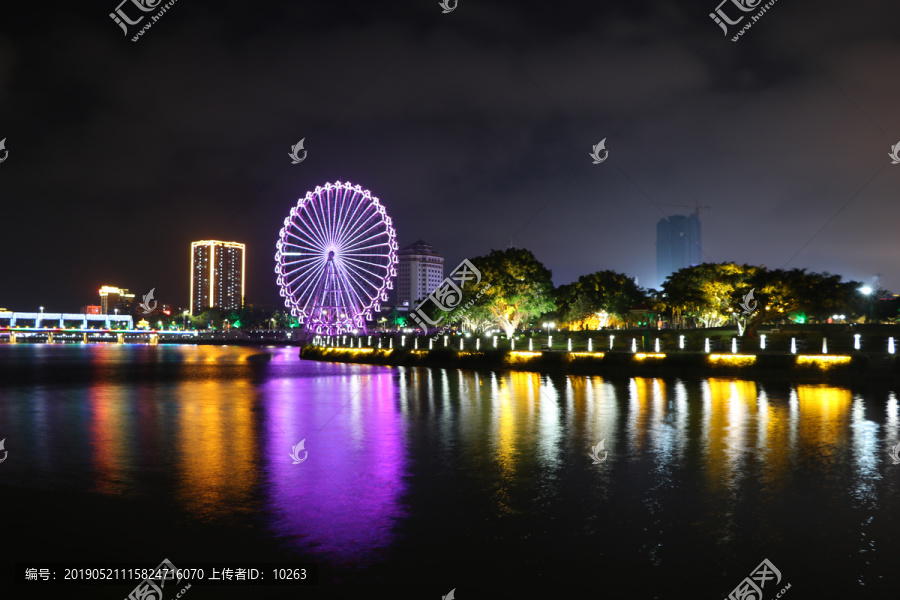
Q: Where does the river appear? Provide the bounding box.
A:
[1,343,898,599]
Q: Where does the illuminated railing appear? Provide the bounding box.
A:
[708,354,757,366]
[634,353,666,360]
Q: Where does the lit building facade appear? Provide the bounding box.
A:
[99,286,135,314]
[397,240,444,308]
[190,240,245,315]
[656,213,702,288]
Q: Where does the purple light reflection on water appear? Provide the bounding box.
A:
[261,370,408,565]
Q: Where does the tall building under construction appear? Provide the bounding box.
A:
[656,213,702,287]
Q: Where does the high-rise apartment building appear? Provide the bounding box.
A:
[190,240,246,315]
[656,213,702,287]
[397,240,444,308]
[99,286,135,314]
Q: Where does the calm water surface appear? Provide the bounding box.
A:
[2,344,899,599]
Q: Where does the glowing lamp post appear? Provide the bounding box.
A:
[791,338,796,354]
[631,338,637,353]
[528,338,532,351]
[655,338,660,353]
[588,338,592,352]
[679,335,684,350]
[704,338,710,353]
[567,338,572,352]
[822,337,828,354]
[859,286,873,323]
[609,335,615,350]
[760,334,766,350]
[889,337,895,355]
[854,334,861,350]
[731,338,737,354]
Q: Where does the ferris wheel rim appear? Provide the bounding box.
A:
[274,180,397,333]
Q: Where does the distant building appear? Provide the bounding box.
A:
[397,240,444,309]
[190,240,246,315]
[656,213,701,288]
[99,286,135,314]
[81,305,102,315]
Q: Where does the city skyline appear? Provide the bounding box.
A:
[0,0,897,311]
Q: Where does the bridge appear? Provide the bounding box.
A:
[0,311,135,328]
[0,311,197,344]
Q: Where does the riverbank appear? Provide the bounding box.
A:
[299,346,900,383]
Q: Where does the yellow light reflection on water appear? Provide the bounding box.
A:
[702,379,758,493]
[796,384,853,460]
[175,380,258,519]
[89,385,132,496]
[627,377,666,455]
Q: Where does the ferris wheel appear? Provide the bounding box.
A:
[275,180,397,336]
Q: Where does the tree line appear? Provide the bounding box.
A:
[412,248,897,338]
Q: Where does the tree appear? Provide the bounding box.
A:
[556,270,646,330]
[736,269,861,336]
[662,263,757,328]
[467,248,555,338]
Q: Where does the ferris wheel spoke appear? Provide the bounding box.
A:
[296,200,329,245]
[290,261,328,299]
[332,192,370,249]
[341,255,389,279]
[339,219,388,253]
[334,186,356,245]
[287,219,327,248]
[303,202,333,250]
[283,260,326,297]
[330,186,350,247]
[341,239,393,258]
[334,265,370,316]
[341,262,387,295]
[311,194,338,249]
[339,222,384,253]
[284,235,324,263]
[340,264,383,306]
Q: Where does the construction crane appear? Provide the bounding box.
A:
[659,202,711,217]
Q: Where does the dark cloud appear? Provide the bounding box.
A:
[1,0,898,311]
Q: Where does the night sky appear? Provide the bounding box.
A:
[2,0,898,312]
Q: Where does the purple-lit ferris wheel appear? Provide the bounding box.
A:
[275,181,397,336]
